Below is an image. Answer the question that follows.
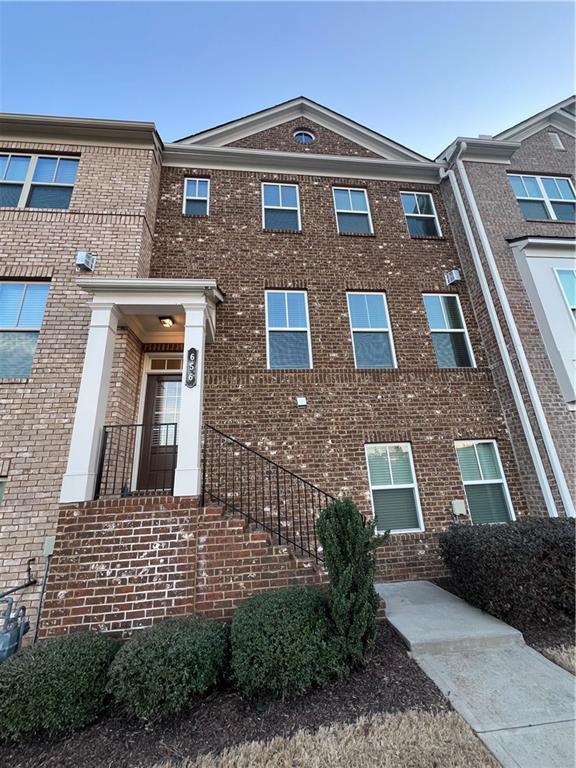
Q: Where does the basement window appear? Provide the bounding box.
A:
[455,440,514,524]
[508,174,576,222]
[365,443,424,533]
[0,154,79,209]
[183,177,210,216]
[0,282,50,377]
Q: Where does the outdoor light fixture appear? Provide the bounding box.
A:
[159,316,174,328]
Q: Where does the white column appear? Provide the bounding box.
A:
[173,302,207,497]
[60,303,119,502]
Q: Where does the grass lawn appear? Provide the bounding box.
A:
[543,644,576,675]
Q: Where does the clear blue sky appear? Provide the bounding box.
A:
[0,1,574,157]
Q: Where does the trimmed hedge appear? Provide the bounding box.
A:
[231,586,347,700]
[0,632,119,741]
[440,518,575,630]
[107,616,229,721]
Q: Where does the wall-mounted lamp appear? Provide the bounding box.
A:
[159,316,174,328]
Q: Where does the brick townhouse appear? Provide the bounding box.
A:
[0,97,573,638]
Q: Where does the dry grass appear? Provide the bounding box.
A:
[543,644,576,675]
[156,710,498,768]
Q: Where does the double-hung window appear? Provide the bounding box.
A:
[333,187,373,234]
[183,178,210,215]
[556,269,576,322]
[262,183,301,231]
[0,154,79,209]
[0,282,50,377]
[347,292,395,368]
[365,443,423,533]
[0,478,5,504]
[455,440,514,524]
[265,290,312,369]
[401,192,441,237]
[508,175,576,222]
[423,294,475,368]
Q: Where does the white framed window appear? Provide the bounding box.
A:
[365,443,424,533]
[508,175,576,222]
[347,292,396,369]
[423,294,475,368]
[555,269,576,323]
[332,187,373,234]
[455,440,515,524]
[0,282,50,377]
[183,177,210,216]
[262,183,301,232]
[265,290,312,369]
[0,154,79,209]
[400,192,441,237]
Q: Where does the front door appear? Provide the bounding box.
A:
[137,374,181,493]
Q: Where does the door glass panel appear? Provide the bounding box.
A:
[152,379,181,445]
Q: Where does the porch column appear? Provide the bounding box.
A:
[60,303,119,503]
[173,302,207,497]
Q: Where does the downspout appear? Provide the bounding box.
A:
[440,155,563,518]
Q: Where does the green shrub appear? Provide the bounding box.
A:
[231,586,346,700]
[440,518,575,630]
[317,499,386,665]
[107,616,229,721]
[0,632,119,741]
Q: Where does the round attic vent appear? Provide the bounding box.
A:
[293,130,315,145]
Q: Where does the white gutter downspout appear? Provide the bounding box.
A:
[440,153,569,518]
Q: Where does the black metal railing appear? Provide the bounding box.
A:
[95,422,178,499]
[201,424,336,563]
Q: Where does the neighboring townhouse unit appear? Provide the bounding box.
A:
[0,97,573,638]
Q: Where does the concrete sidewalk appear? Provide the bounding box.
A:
[376,580,575,768]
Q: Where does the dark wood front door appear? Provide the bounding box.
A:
[137,374,180,493]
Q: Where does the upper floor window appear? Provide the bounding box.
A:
[508,175,576,222]
[455,440,514,524]
[333,187,373,234]
[265,290,312,369]
[557,269,576,322]
[293,131,315,145]
[183,177,210,216]
[0,282,50,377]
[365,443,424,533]
[347,292,396,369]
[0,154,79,209]
[401,192,441,237]
[262,183,301,232]
[423,294,475,368]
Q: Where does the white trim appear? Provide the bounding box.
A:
[261,182,301,231]
[182,176,210,216]
[554,267,576,327]
[265,289,313,370]
[364,442,425,534]
[495,97,576,141]
[293,129,315,145]
[400,191,442,237]
[508,174,576,222]
[422,293,476,368]
[454,439,516,523]
[346,292,397,369]
[332,187,373,234]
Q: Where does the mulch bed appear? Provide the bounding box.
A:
[2,622,448,768]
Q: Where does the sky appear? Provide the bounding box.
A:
[0,1,574,158]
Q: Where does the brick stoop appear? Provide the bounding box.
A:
[38,496,327,638]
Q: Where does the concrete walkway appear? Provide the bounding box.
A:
[376,580,575,768]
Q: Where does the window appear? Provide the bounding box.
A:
[265,290,312,369]
[557,269,576,322]
[0,282,50,377]
[455,440,514,524]
[294,131,315,145]
[423,294,475,368]
[508,175,576,222]
[0,154,78,209]
[333,187,373,234]
[347,293,396,368]
[365,443,423,533]
[183,178,210,215]
[401,192,441,237]
[0,478,5,505]
[262,183,301,231]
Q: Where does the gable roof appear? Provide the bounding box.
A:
[495,95,575,141]
[174,96,431,163]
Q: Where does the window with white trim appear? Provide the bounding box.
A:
[262,183,301,231]
[556,269,576,321]
[347,292,395,368]
[401,192,441,237]
[183,177,210,215]
[455,440,514,524]
[0,282,50,377]
[0,154,79,209]
[365,443,423,533]
[423,294,475,368]
[265,290,312,369]
[508,175,576,222]
[332,187,373,234]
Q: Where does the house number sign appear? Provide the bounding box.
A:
[186,347,198,388]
